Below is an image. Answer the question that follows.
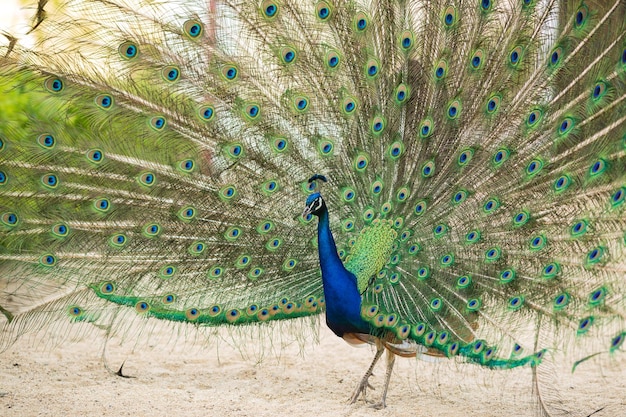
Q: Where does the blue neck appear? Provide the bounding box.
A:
[317,207,369,336]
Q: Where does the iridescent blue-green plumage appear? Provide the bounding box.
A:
[305,191,370,337]
[1,0,626,412]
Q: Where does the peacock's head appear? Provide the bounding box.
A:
[303,192,326,218]
[303,174,328,218]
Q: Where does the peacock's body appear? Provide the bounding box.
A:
[1,0,626,412]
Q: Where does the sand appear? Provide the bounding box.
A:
[2,321,625,417]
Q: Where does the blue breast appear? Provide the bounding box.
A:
[316,208,371,336]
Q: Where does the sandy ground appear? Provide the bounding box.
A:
[1,320,625,417]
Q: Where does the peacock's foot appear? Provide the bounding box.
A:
[349,376,375,404]
[370,400,387,410]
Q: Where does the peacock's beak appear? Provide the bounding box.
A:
[302,205,313,218]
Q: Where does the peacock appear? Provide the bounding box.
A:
[1,0,626,412]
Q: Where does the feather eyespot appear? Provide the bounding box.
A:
[149,116,166,130]
[261,1,279,19]
[553,174,571,193]
[440,254,454,267]
[483,198,500,213]
[466,230,481,244]
[186,308,201,321]
[265,237,282,251]
[577,317,594,334]
[365,58,380,78]
[589,159,607,177]
[486,95,501,114]
[447,99,462,119]
[95,94,113,109]
[183,20,203,38]
[51,223,69,237]
[470,50,484,69]
[527,109,543,127]
[509,46,523,66]
[396,187,409,202]
[452,190,467,204]
[443,6,457,27]
[413,323,426,337]
[235,255,251,268]
[189,241,206,255]
[100,282,115,294]
[37,134,55,149]
[586,247,605,265]
[611,187,626,207]
[458,149,473,166]
[549,47,563,67]
[109,233,127,248]
[570,220,587,237]
[41,174,59,189]
[68,306,83,318]
[119,41,138,59]
[574,5,588,28]
[353,12,369,32]
[244,103,261,120]
[508,296,524,310]
[44,77,64,92]
[389,142,404,159]
[162,66,180,82]
[414,200,427,215]
[422,160,435,177]
[500,269,516,283]
[485,247,501,262]
[542,262,560,279]
[434,58,449,81]
[433,223,448,237]
[458,276,472,289]
[493,148,510,166]
[221,65,238,80]
[354,154,369,171]
[610,332,625,352]
[529,235,546,250]
[554,293,570,310]
[417,267,430,280]
[394,84,409,104]
[558,117,574,135]
[292,95,308,112]
[419,118,434,138]
[198,105,215,121]
[400,30,414,50]
[589,287,607,305]
[39,253,57,266]
[326,50,341,69]
[592,81,607,101]
[316,2,332,21]
[159,266,176,278]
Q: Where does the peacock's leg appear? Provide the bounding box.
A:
[371,349,396,409]
[349,339,385,404]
